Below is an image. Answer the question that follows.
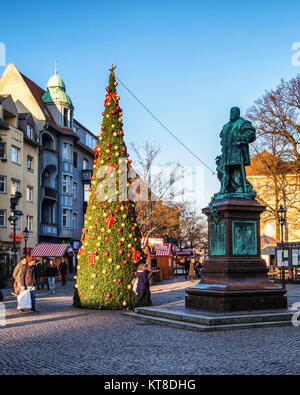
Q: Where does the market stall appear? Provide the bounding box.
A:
[174,249,195,275]
[31,243,74,281]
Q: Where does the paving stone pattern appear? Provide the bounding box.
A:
[0,278,299,375]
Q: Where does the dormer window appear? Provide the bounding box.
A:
[26,124,33,139]
[63,108,69,128]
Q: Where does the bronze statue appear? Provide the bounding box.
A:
[213,107,256,201]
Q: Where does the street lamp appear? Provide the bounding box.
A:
[277,205,287,290]
[23,226,29,255]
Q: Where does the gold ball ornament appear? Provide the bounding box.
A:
[122,301,127,307]
[116,264,121,270]
[108,257,113,263]
[127,284,132,290]
[102,269,107,275]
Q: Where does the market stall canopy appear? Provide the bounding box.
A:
[31,243,74,258]
[261,235,280,250]
[153,243,173,256]
[174,249,195,256]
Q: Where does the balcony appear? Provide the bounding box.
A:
[40,223,57,237]
[81,169,92,181]
[41,186,57,200]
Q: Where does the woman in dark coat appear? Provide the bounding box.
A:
[131,264,151,309]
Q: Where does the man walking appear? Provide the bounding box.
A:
[59,259,68,286]
[20,257,38,313]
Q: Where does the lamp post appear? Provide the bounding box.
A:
[23,226,29,255]
[277,205,287,290]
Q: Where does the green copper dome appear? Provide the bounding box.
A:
[42,70,72,106]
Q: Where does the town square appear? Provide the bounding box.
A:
[0,0,300,380]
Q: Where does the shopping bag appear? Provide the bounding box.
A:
[17,290,32,310]
[132,278,138,293]
[13,282,20,296]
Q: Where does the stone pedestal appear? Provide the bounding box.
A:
[185,199,287,312]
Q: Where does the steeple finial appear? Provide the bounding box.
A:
[54,60,58,75]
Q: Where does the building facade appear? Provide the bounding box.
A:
[0,63,96,259]
[246,151,300,242]
[0,94,39,259]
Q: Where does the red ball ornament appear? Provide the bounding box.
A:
[127,253,132,258]
[119,200,123,204]
[106,143,111,148]
[93,225,97,230]
[97,200,102,204]
[105,86,110,92]
[118,249,124,255]
[88,187,92,192]
[106,156,111,161]
[117,228,122,233]
[114,209,119,213]
[122,147,126,152]
[126,198,130,202]
[119,130,124,136]
[105,236,110,242]
[125,206,129,210]
[123,259,128,265]
[102,112,105,116]
[79,291,84,296]
[101,126,105,130]
[131,226,136,231]
[117,278,122,284]
[117,241,122,247]
[106,293,111,298]
[104,251,109,257]
[111,110,116,114]
[103,204,108,209]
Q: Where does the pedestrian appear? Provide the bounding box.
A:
[131,264,150,309]
[40,260,49,290]
[19,257,38,313]
[184,257,190,280]
[144,263,153,305]
[59,259,68,286]
[45,259,58,294]
[189,257,196,282]
[35,259,43,290]
[12,256,27,295]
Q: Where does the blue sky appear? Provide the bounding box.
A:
[1,0,300,204]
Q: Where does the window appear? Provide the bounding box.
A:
[26,124,33,139]
[73,151,78,169]
[73,181,78,199]
[11,146,20,164]
[72,212,78,230]
[26,186,33,202]
[0,143,6,159]
[62,209,71,228]
[63,142,72,161]
[63,108,69,128]
[86,134,97,150]
[11,179,20,195]
[83,158,89,170]
[27,155,33,171]
[27,216,33,231]
[62,175,72,194]
[84,183,90,202]
[0,210,5,227]
[0,176,6,193]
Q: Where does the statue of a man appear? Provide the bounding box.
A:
[215,107,256,199]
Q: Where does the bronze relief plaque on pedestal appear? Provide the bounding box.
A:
[210,222,225,255]
[232,221,257,256]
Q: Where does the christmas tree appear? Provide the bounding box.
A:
[73,65,145,309]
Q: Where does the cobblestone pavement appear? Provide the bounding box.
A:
[0,278,299,375]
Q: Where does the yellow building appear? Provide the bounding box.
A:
[246,151,300,242]
[0,94,39,260]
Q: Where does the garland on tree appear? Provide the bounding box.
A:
[73,65,145,309]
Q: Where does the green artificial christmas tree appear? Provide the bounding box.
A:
[73,65,145,309]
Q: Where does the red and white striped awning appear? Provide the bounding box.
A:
[31,243,72,258]
[154,244,173,256]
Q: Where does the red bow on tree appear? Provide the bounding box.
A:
[105,212,117,228]
[132,246,141,263]
[104,92,118,106]
[81,228,88,242]
[88,252,98,266]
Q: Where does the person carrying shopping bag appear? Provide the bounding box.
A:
[19,257,38,313]
[131,264,151,309]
